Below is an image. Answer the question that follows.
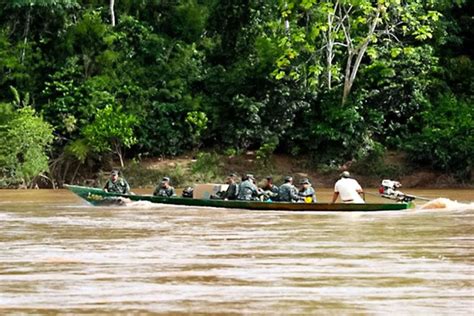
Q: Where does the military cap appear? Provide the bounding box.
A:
[300,178,310,184]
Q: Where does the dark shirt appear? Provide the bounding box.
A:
[223,183,239,200]
[278,182,299,202]
[153,186,176,197]
[103,178,130,194]
[262,184,279,200]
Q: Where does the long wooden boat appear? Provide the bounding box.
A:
[65,184,414,212]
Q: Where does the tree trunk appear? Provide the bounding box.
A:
[70,162,81,184]
[341,5,381,105]
[110,0,116,26]
[326,1,339,90]
[342,51,353,105]
[21,7,32,63]
[114,141,124,168]
[118,153,124,168]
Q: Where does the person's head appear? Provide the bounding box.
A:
[226,175,235,184]
[265,176,273,187]
[340,171,351,179]
[246,174,255,183]
[284,176,293,183]
[161,176,170,187]
[110,170,119,181]
[300,178,310,188]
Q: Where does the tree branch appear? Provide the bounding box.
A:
[110,0,116,26]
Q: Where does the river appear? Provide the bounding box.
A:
[0,189,473,314]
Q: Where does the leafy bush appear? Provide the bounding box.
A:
[83,104,138,167]
[191,152,223,183]
[0,106,54,186]
[256,138,279,169]
[123,160,187,188]
[404,94,473,180]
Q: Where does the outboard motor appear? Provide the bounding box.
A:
[379,180,415,202]
[182,186,194,198]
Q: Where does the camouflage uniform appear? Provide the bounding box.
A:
[153,185,176,197]
[278,182,299,202]
[298,186,317,202]
[237,179,259,200]
[103,178,130,194]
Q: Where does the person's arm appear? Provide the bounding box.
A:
[311,188,317,202]
[356,182,364,201]
[332,192,339,203]
[170,187,177,197]
[234,184,241,199]
[124,180,131,194]
[103,180,109,192]
[251,183,260,196]
[290,186,300,201]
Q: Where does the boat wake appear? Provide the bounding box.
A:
[420,198,474,211]
[122,199,160,209]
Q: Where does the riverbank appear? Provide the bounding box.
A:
[105,151,472,189]
[2,151,471,190]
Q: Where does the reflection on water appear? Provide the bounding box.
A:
[0,189,473,314]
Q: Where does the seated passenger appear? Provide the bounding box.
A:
[261,176,279,201]
[298,178,316,203]
[182,186,194,198]
[278,176,299,202]
[237,174,260,201]
[222,173,239,200]
[153,177,177,197]
[103,170,130,194]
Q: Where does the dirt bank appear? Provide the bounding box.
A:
[130,152,471,189]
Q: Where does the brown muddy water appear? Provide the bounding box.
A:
[0,189,473,314]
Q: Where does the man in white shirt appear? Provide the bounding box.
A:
[331,171,365,203]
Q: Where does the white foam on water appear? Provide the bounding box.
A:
[419,198,474,211]
[123,199,171,209]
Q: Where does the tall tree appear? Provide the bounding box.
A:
[110,0,116,26]
[273,0,447,104]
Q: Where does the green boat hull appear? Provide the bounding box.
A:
[65,184,413,212]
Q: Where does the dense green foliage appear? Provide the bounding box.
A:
[0,0,472,185]
[0,103,54,186]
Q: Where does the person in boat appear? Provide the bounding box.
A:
[103,170,130,194]
[331,171,365,203]
[237,174,261,200]
[153,176,177,197]
[298,178,316,203]
[278,176,300,202]
[261,176,279,201]
[222,173,239,200]
[182,186,194,198]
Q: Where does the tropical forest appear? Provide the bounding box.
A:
[0,0,472,188]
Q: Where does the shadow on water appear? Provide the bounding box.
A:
[0,189,473,314]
